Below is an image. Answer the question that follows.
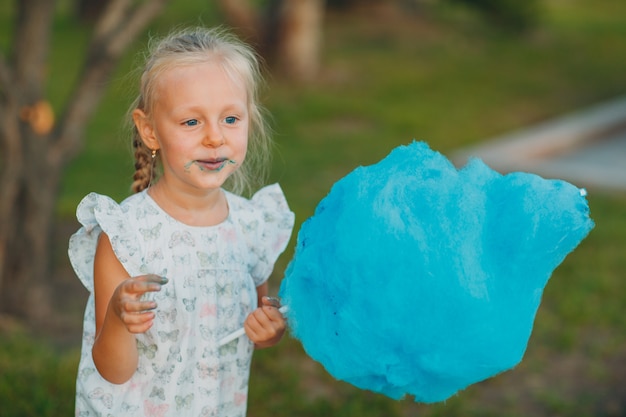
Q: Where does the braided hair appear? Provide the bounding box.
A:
[131,137,156,193]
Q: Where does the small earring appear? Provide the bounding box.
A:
[151,149,157,159]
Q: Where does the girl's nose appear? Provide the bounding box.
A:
[203,124,225,147]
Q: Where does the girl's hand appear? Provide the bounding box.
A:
[108,274,167,334]
[244,296,286,349]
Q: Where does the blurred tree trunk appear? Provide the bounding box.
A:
[216,0,325,81]
[0,0,169,320]
[273,0,325,81]
[76,0,112,22]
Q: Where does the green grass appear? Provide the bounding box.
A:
[2,0,626,416]
[0,327,79,416]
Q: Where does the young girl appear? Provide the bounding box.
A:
[69,27,295,416]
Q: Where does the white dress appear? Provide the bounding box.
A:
[68,184,295,417]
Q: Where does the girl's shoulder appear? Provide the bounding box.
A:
[74,191,152,228]
[225,183,293,220]
[70,191,152,292]
[224,184,295,282]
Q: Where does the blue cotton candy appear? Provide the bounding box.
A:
[278,141,594,403]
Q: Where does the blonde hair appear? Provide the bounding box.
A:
[130,26,272,195]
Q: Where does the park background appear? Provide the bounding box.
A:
[1,0,625,416]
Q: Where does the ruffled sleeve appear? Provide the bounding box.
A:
[245,184,295,285]
[68,193,143,292]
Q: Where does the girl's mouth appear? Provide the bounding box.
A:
[185,158,236,173]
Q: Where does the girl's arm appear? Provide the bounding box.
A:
[244,282,286,349]
[91,233,164,384]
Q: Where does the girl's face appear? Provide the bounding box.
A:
[135,61,249,195]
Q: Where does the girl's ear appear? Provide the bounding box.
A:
[132,109,160,151]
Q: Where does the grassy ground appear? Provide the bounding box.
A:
[2,0,626,416]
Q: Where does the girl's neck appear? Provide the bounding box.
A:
[147,180,229,227]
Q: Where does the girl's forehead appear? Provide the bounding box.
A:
[155,62,248,95]
[160,62,219,82]
[149,62,248,110]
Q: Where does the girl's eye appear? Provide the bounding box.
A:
[224,116,237,125]
[184,119,199,127]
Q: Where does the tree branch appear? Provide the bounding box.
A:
[92,0,134,44]
[0,53,12,108]
[49,0,170,166]
[0,60,24,287]
[12,0,56,97]
[0,53,15,154]
[0,52,12,92]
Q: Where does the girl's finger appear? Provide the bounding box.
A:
[261,305,284,322]
[126,317,155,334]
[138,274,169,285]
[262,296,281,308]
[127,278,165,295]
[120,309,154,325]
[127,300,158,313]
